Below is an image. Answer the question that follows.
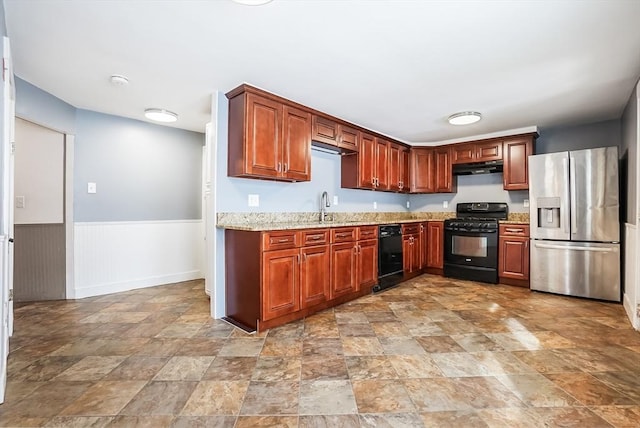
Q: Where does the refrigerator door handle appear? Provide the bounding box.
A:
[533,242,616,253]
[570,156,577,235]
[562,157,570,235]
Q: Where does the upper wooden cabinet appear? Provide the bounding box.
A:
[227,87,311,182]
[311,115,359,152]
[434,146,456,193]
[503,134,536,190]
[410,148,436,193]
[452,140,503,164]
[342,133,397,191]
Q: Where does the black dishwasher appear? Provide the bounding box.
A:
[373,224,404,293]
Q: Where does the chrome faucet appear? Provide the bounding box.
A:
[320,191,330,222]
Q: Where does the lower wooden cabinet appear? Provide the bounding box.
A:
[300,245,331,308]
[331,242,358,299]
[262,248,300,321]
[426,221,444,269]
[402,223,421,276]
[498,224,530,286]
[358,239,378,289]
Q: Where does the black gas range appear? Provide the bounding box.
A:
[443,202,508,284]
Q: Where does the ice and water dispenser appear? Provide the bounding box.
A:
[536,197,561,228]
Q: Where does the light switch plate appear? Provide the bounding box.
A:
[523,199,530,208]
[87,182,97,194]
[333,195,339,206]
[248,194,259,207]
[15,196,25,208]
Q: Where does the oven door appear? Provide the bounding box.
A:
[444,228,498,269]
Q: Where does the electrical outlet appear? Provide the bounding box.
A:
[373,201,378,210]
[333,195,339,206]
[248,194,259,207]
[523,199,530,208]
[406,201,410,209]
[87,182,97,194]
[443,201,448,209]
[15,196,25,208]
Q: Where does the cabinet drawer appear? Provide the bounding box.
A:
[262,231,300,250]
[499,224,530,237]
[302,229,329,246]
[402,223,421,235]
[358,226,378,240]
[331,227,357,243]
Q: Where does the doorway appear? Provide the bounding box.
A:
[13,118,66,301]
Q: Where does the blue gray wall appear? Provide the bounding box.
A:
[215,92,409,214]
[74,110,204,222]
[15,79,205,222]
[536,119,621,154]
[621,84,638,224]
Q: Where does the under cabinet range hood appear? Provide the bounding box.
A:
[452,160,503,176]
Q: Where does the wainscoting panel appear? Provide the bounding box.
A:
[623,223,639,330]
[14,223,66,302]
[74,220,204,299]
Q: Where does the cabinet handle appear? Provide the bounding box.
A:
[353,246,357,254]
[277,162,282,172]
[336,233,351,238]
[420,225,424,231]
[297,254,300,264]
[278,239,290,243]
[284,163,288,172]
[505,228,523,233]
[310,236,322,240]
[303,253,307,262]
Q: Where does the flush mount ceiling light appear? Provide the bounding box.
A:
[144,108,178,123]
[109,74,129,86]
[231,0,273,5]
[448,111,482,125]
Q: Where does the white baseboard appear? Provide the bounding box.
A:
[623,223,639,330]
[74,220,204,299]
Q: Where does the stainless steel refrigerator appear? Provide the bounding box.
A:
[528,146,620,302]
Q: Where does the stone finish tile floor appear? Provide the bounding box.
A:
[2,275,640,427]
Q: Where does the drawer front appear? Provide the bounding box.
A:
[402,223,420,235]
[331,227,357,243]
[358,226,378,241]
[500,224,530,237]
[262,231,300,250]
[302,229,329,246]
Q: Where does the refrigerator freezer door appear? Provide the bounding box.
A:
[530,240,620,301]
[570,147,620,242]
[529,152,570,240]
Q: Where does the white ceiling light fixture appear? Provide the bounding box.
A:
[109,74,129,86]
[448,111,482,125]
[231,0,273,5]
[144,108,178,123]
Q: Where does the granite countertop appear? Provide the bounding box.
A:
[217,211,530,232]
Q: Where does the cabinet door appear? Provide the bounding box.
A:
[338,124,359,151]
[331,242,357,299]
[434,147,454,193]
[451,144,475,164]
[426,222,444,269]
[311,115,339,146]
[401,148,410,192]
[301,245,330,308]
[262,248,300,321]
[420,222,428,269]
[410,148,435,193]
[388,143,401,192]
[375,138,390,189]
[476,140,503,162]
[402,235,412,273]
[358,133,376,189]
[246,93,282,178]
[357,239,378,290]
[503,136,534,190]
[282,105,311,181]
[499,237,530,280]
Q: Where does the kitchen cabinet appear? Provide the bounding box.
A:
[410,148,436,193]
[434,147,455,193]
[401,148,410,193]
[357,226,378,289]
[389,144,410,192]
[227,86,311,182]
[311,115,359,152]
[451,140,502,164]
[331,226,378,298]
[300,235,331,309]
[425,221,444,270]
[262,248,300,321]
[341,133,392,191]
[499,224,530,286]
[503,134,536,190]
[331,241,358,299]
[402,223,421,276]
[420,222,429,269]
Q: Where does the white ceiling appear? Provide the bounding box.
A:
[4,0,640,143]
